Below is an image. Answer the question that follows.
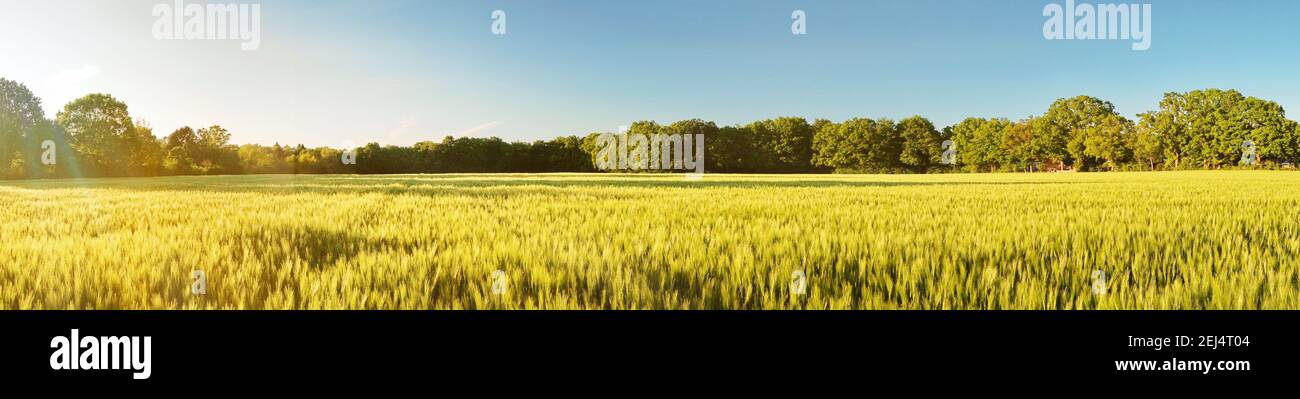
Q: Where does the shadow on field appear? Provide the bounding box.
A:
[225,224,411,269]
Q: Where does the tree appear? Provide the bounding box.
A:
[197,125,232,152]
[55,94,135,176]
[1029,97,1123,171]
[746,117,814,172]
[423,136,512,172]
[163,127,199,175]
[1131,113,1165,170]
[165,126,198,152]
[896,116,942,172]
[528,135,593,172]
[0,78,52,178]
[1002,117,1038,171]
[1142,90,1298,168]
[812,117,901,173]
[237,144,290,174]
[812,119,852,171]
[704,125,758,173]
[1237,96,1298,166]
[194,125,240,174]
[660,119,717,173]
[16,79,1300,178]
[949,117,1012,172]
[1082,115,1134,170]
[122,119,162,176]
[1033,96,1124,170]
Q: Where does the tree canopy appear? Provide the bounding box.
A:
[0,78,55,178]
[3,76,1299,179]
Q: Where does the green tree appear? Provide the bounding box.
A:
[237,144,289,174]
[949,117,1012,172]
[1131,113,1166,170]
[747,117,814,172]
[532,135,595,172]
[812,117,900,173]
[704,125,758,173]
[55,94,135,176]
[122,119,162,176]
[662,119,717,172]
[0,78,53,178]
[163,127,199,175]
[896,116,942,172]
[1142,90,1298,168]
[1237,96,1298,166]
[1002,117,1037,171]
[1082,115,1134,170]
[1034,96,1124,170]
[195,125,240,174]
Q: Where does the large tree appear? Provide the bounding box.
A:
[896,116,942,172]
[704,125,757,173]
[0,78,55,178]
[812,117,900,173]
[55,94,136,176]
[949,117,1012,172]
[195,125,240,174]
[662,119,718,172]
[163,126,199,175]
[1033,95,1126,170]
[1131,113,1165,170]
[1002,117,1038,171]
[161,125,241,175]
[1141,89,1298,168]
[746,117,815,172]
[122,119,162,176]
[1082,114,1135,170]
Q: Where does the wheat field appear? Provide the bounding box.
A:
[1,171,1298,309]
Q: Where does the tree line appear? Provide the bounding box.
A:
[0,78,596,178]
[3,76,1299,179]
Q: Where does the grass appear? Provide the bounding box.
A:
[1,171,1298,309]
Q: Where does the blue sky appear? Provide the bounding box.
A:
[1,0,1298,146]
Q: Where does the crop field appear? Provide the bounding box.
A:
[1,171,1299,310]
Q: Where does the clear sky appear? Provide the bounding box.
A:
[2,0,1298,147]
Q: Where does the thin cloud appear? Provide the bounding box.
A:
[386,116,419,141]
[453,121,503,137]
